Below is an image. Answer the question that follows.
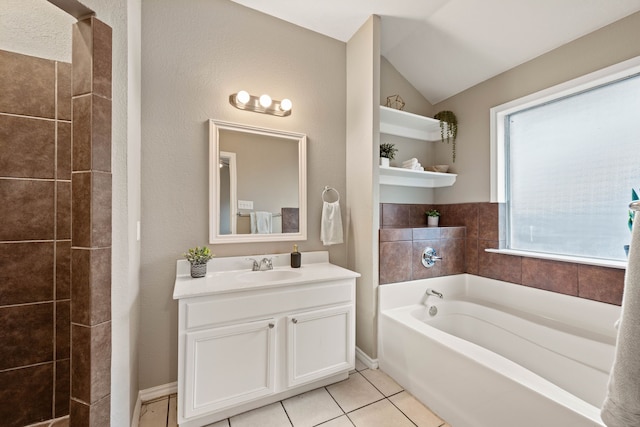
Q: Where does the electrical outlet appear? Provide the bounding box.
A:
[238,200,253,210]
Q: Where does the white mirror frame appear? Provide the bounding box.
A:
[209,119,307,244]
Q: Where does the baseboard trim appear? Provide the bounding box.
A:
[131,382,178,427]
[355,346,379,369]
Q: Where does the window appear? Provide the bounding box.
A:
[491,57,640,263]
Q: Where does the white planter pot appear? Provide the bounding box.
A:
[380,157,390,167]
[427,216,439,227]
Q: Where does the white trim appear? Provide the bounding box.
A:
[355,346,379,369]
[485,248,627,270]
[131,382,178,427]
[490,55,640,203]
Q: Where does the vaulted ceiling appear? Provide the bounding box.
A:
[231,0,640,104]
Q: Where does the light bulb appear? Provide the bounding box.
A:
[236,90,250,104]
[259,94,272,108]
[280,98,292,111]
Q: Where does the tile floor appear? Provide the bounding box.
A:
[139,361,450,427]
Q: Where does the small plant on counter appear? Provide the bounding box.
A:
[184,246,215,265]
[426,209,440,217]
[434,110,459,163]
[380,143,398,160]
[184,246,215,278]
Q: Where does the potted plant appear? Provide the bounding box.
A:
[434,110,458,163]
[380,143,397,167]
[184,246,215,278]
[626,188,639,256]
[426,209,440,227]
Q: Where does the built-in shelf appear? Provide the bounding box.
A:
[379,105,442,141]
[379,166,457,188]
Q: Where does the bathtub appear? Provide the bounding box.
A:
[378,274,621,427]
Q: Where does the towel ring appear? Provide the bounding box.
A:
[322,186,340,203]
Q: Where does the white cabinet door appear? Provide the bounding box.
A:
[184,318,276,418]
[287,304,354,387]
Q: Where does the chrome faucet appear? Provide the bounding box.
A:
[425,288,443,299]
[421,247,443,268]
[248,257,273,271]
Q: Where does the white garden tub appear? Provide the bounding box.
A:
[378,274,621,427]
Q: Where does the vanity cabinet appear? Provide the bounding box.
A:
[174,254,358,427]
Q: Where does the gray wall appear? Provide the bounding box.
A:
[433,11,640,204]
[141,0,347,389]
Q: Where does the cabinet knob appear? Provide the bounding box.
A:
[292,318,298,324]
[268,323,274,329]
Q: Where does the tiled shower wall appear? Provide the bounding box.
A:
[380,203,625,306]
[0,15,112,427]
[0,49,72,426]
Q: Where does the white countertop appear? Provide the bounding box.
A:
[173,251,360,299]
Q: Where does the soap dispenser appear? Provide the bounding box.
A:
[291,244,301,268]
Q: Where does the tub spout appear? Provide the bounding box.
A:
[426,288,443,299]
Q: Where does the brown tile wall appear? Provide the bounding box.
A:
[70,17,112,427]
[380,202,625,306]
[0,49,71,426]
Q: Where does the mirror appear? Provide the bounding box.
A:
[209,119,307,244]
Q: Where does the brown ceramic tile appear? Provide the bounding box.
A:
[477,240,522,284]
[441,226,465,239]
[381,204,410,228]
[379,228,412,242]
[412,240,442,279]
[57,300,71,359]
[478,203,499,241]
[72,20,93,97]
[56,241,71,300]
[52,416,70,427]
[281,207,299,233]
[413,227,440,240]
[578,265,625,305]
[379,241,412,285]
[91,18,112,100]
[0,303,53,370]
[0,242,54,305]
[56,359,71,417]
[57,62,72,121]
[0,49,55,118]
[440,238,465,275]
[71,18,112,100]
[72,248,111,325]
[57,121,72,180]
[72,94,92,171]
[0,179,55,241]
[72,172,91,246]
[437,203,479,238]
[91,95,112,173]
[0,115,55,179]
[521,258,578,296]
[57,181,71,239]
[465,238,479,275]
[72,172,112,248]
[92,172,112,248]
[70,393,110,427]
[0,363,53,427]
[71,322,112,404]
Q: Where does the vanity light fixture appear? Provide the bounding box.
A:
[229,91,292,117]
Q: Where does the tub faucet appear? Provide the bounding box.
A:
[426,288,443,299]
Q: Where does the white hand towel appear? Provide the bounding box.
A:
[321,201,343,246]
[601,218,640,426]
[250,211,272,234]
[402,158,418,167]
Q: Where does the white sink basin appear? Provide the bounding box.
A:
[237,269,302,283]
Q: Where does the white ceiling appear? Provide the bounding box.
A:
[231,0,640,104]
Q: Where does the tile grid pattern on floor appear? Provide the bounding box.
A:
[139,362,450,427]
